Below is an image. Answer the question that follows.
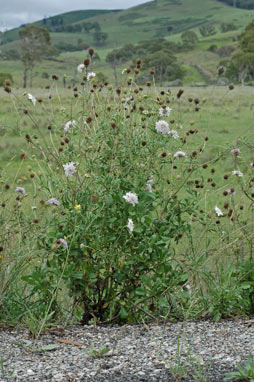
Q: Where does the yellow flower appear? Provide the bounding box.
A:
[74,204,81,211]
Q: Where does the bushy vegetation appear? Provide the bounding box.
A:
[218,0,254,9]
[1,52,254,332]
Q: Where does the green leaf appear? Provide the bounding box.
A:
[36,344,59,352]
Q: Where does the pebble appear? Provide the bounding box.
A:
[0,319,253,381]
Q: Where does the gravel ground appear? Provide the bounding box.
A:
[0,318,253,382]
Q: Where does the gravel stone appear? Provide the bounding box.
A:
[0,318,253,381]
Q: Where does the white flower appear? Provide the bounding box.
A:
[87,72,96,81]
[170,130,179,140]
[174,151,186,159]
[155,120,171,134]
[127,218,134,233]
[146,176,153,193]
[47,198,60,206]
[28,93,36,106]
[159,106,172,117]
[15,187,26,195]
[215,206,223,217]
[232,170,243,177]
[77,64,85,73]
[57,238,68,249]
[123,192,138,206]
[63,162,77,177]
[64,120,77,132]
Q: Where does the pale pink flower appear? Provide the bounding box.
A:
[155,120,170,134]
[57,238,68,249]
[15,187,26,195]
[47,198,60,206]
[231,148,240,156]
[63,162,77,177]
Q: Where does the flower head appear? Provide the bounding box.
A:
[74,204,81,211]
[226,189,236,196]
[15,187,26,195]
[174,151,186,159]
[155,120,171,135]
[87,72,96,81]
[64,120,77,132]
[232,170,243,177]
[47,198,60,206]
[57,238,68,249]
[146,176,153,193]
[123,192,138,206]
[231,148,240,156]
[170,130,179,140]
[63,162,77,177]
[28,93,36,106]
[77,64,85,73]
[215,206,223,217]
[159,106,172,117]
[127,218,134,233]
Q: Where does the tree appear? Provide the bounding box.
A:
[19,25,52,88]
[181,30,198,48]
[142,50,185,85]
[239,20,254,53]
[199,24,216,37]
[226,51,254,84]
[106,48,130,86]
[93,31,108,47]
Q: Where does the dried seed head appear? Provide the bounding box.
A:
[150,68,155,75]
[218,66,225,75]
[229,83,234,90]
[91,194,98,202]
[52,74,59,80]
[84,58,90,67]
[177,89,184,98]
[88,48,94,57]
[4,84,12,93]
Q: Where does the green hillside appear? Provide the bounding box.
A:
[2,0,254,48]
[1,0,254,87]
[2,9,121,44]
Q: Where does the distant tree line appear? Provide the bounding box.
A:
[218,0,254,9]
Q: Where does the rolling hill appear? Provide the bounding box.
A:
[1,0,254,87]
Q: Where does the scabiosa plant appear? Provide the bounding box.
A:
[63,162,77,177]
[155,120,171,134]
[123,192,139,206]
